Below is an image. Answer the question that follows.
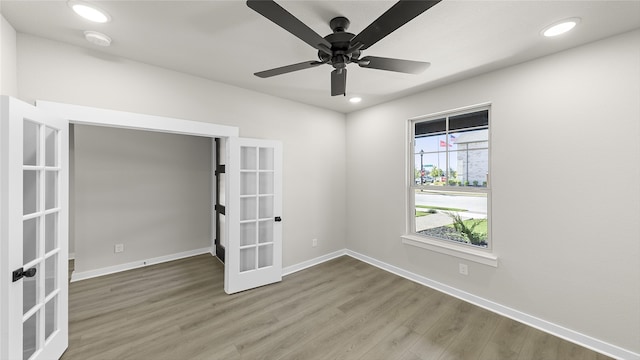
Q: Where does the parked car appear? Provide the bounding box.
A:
[415,176,434,184]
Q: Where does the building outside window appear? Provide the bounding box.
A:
[409,105,490,248]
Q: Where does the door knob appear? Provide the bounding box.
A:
[24,268,37,277]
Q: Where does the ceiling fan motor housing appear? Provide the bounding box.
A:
[318,17,360,69]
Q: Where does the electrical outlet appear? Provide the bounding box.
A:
[459,263,468,276]
[114,244,124,253]
[312,238,318,247]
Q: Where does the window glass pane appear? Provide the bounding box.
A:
[449,110,488,131]
[415,118,446,137]
[450,129,489,187]
[414,191,488,247]
[413,151,447,185]
[415,133,446,153]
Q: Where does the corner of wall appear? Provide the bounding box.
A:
[0,14,18,97]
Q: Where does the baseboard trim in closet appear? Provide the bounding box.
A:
[70,247,213,282]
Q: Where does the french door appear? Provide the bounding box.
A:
[225,137,282,294]
[0,96,69,360]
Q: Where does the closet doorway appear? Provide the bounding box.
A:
[69,124,218,280]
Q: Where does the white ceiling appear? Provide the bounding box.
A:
[2,0,639,113]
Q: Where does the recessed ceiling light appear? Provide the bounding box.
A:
[542,18,580,37]
[84,31,112,47]
[349,97,362,104]
[69,1,111,23]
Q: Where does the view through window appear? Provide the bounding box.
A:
[410,107,490,248]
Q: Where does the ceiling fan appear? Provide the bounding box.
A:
[246,0,442,96]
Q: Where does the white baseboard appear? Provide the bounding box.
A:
[282,249,347,276]
[70,247,213,282]
[344,249,638,360]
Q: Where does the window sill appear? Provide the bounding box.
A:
[401,234,498,267]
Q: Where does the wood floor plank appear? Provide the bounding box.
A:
[358,325,421,360]
[408,301,478,360]
[438,307,499,360]
[518,328,562,360]
[478,317,530,360]
[402,289,456,335]
[61,255,614,360]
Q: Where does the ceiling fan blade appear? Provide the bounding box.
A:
[331,69,347,96]
[254,61,323,78]
[247,0,332,55]
[351,0,441,50]
[359,56,430,74]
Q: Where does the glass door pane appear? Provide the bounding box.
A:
[23,312,38,360]
[23,170,39,215]
[44,127,57,167]
[22,263,39,314]
[44,297,57,341]
[23,121,39,166]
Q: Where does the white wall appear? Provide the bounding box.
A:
[346,29,640,354]
[72,125,212,273]
[16,34,347,269]
[0,14,17,96]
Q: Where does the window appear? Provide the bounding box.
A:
[409,105,490,249]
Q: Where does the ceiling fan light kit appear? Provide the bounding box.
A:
[247,0,441,97]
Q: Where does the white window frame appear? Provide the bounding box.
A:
[401,103,498,267]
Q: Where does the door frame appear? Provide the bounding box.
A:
[36,101,239,270]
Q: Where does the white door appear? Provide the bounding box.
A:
[225,137,282,294]
[0,96,69,360]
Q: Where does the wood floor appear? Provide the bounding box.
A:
[62,255,612,360]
